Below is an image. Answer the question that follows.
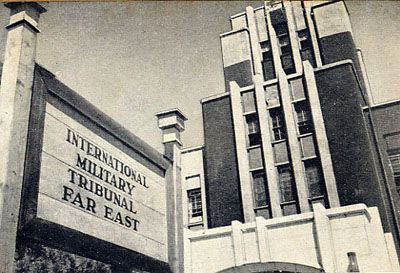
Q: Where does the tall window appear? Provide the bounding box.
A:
[305,161,324,198]
[242,91,256,113]
[270,109,286,141]
[295,102,313,135]
[278,166,296,202]
[275,22,294,75]
[389,154,400,195]
[246,114,261,146]
[260,40,275,81]
[252,171,268,208]
[188,189,202,224]
[278,166,298,216]
[298,30,315,67]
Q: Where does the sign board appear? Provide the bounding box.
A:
[37,103,166,261]
[19,65,171,272]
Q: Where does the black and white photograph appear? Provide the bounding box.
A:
[0,1,399,272]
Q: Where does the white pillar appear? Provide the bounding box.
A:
[277,69,310,213]
[156,109,187,273]
[0,3,46,273]
[230,81,255,223]
[313,203,337,273]
[303,61,340,208]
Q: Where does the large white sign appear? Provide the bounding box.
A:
[37,103,166,261]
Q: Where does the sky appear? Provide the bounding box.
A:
[0,1,398,154]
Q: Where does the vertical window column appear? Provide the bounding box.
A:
[261,40,275,81]
[298,29,316,67]
[303,61,340,207]
[304,160,327,208]
[230,81,255,222]
[278,166,299,216]
[254,75,282,218]
[276,69,310,213]
[275,22,295,75]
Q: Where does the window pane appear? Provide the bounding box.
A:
[281,54,294,72]
[274,141,289,163]
[279,166,296,202]
[300,135,316,158]
[265,85,279,106]
[246,114,261,146]
[290,78,305,101]
[262,59,275,81]
[305,163,324,198]
[242,91,256,113]
[301,48,315,67]
[282,203,297,216]
[389,154,400,195]
[255,207,271,219]
[270,109,286,141]
[296,103,313,135]
[249,147,263,169]
[253,171,268,207]
[188,189,203,223]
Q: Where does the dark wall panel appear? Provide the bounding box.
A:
[223,60,253,92]
[318,31,366,104]
[315,64,390,228]
[202,96,244,228]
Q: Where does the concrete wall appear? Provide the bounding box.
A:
[181,146,207,230]
[184,204,400,273]
[220,30,253,91]
[312,1,366,102]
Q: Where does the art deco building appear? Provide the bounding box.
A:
[180,1,400,272]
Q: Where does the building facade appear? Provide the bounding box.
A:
[181,1,400,272]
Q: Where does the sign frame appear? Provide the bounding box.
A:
[18,64,172,272]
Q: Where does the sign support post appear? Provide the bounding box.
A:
[156,109,187,273]
[0,3,46,273]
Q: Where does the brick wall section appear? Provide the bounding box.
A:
[315,63,388,223]
[202,96,244,228]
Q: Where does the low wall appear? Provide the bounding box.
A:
[184,203,400,273]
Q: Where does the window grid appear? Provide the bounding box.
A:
[275,22,295,75]
[295,102,313,135]
[305,163,324,198]
[188,189,202,221]
[270,109,286,141]
[252,171,269,208]
[389,154,400,195]
[298,29,316,67]
[260,40,275,81]
[278,166,296,203]
[246,114,262,147]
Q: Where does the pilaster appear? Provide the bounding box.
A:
[283,1,303,74]
[230,81,255,223]
[156,109,187,273]
[313,203,337,273]
[0,3,46,273]
[304,2,323,67]
[303,61,340,208]
[245,6,263,76]
[255,216,271,262]
[266,12,283,75]
[231,220,245,266]
[253,75,281,217]
[277,68,310,213]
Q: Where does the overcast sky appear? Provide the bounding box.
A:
[0,1,399,153]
